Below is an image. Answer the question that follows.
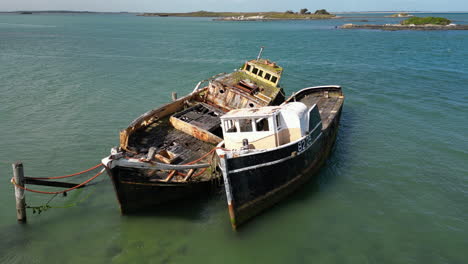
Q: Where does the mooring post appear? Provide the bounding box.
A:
[171,92,177,102]
[12,162,27,223]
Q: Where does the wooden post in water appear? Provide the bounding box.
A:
[12,162,27,222]
[171,92,177,102]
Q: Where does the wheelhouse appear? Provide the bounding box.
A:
[221,102,317,150]
[242,59,283,87]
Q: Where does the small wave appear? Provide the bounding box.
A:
[0,52,244,64]
[0,23,57,28]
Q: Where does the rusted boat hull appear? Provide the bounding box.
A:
[108,167,220,213]
[220,86,343,229]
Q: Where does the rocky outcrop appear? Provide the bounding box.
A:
[213,15,265,21]
[385,13,414,18]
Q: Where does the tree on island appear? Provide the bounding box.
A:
[284,10,294,14]
[299,8,309,14]
[314,9,330,15]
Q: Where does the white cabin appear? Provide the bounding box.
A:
[221,102,312,150]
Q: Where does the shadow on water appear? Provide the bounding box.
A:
[234,105,360,232]
[123,191,224,221]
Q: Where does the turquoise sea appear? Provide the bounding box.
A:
[0,13,467,263]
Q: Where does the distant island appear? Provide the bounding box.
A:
[0,10,136,14]
[340,16,468,30]
[139,9,337,20]
[385,13,414,18]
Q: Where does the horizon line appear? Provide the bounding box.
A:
[1,10,468,13]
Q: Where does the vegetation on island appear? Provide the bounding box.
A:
[340,15,466,30]
[314,9,331,15]
[140,9,335,19]
[265,8,333,18]
[401,16,452,25]
[285,8,330,15]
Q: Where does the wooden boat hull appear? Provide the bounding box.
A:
[219,86,343,229]
[107,167,220,214]
[102,58,299,214]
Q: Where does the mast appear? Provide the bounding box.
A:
[256,46,265,61]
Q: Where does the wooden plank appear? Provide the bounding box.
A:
[183,169,195,181]
[170,116,223,144]
[163,170,176,182]
[115,158,210,170]
[24,177,86,189]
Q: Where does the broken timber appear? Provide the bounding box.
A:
[23,177,86,189]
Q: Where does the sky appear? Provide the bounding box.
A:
[1,0,467,12]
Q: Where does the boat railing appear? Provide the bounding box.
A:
[192,72,228,92]
[283,85,342,104]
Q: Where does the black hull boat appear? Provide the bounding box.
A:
[217,86,344,228]
[102,53,287,213]
[106,167,220,213]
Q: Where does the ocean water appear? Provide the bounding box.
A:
[0,13,467,263]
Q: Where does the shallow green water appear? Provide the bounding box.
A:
[0,13,467,263]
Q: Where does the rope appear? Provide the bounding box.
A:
[26,193,58,214]
[27,188,97,214]
[48,189,96,209]
[32,163,103,180]
[176,167,208,178]
[185,147,227,165]
[11,168,105,195]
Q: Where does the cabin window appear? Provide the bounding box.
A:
[224,120,237,133]
[264,73,271,81]
[252,67,258,74]
[255,118,270,132]
[271,76,278,84]
[258,70,264,77]
[276,114,282,130]
[246,64,251,71]
[239,119,253,132]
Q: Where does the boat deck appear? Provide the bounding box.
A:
[126,104,222,181]
[128,119,215,164]
[298,94,343,129]
[127,122,216,181]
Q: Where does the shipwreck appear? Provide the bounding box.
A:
[102,50,287,213]
[102,50,344,229]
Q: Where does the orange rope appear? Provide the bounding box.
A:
[176,167,209,178]
[11,168,105,195]
[185,147,227,165]
[192,167,208,178]
[32,163,103,180]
